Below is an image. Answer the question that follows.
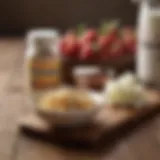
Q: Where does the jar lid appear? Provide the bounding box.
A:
[73,66,102,76]
[27,28,59,40]
[26,29,59,48]
[26,29,60,56]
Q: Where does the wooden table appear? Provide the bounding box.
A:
[0,38,160,160]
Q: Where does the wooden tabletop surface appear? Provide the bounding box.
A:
[0,38,160,160]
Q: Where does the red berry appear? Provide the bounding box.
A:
[125,39,136,53]
[97,33,118,60]
[82,28,97,42]
[80,42,94,60]
[121,27,136,53]
[98,36,109,50]
[60,31,79,57]
[109,39,125,57]
[98,34,117,50]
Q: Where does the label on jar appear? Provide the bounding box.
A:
[137,14,160,86]
[28,57,61,90]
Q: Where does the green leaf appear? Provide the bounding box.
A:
[99,20,109,35]
[99,19,121,35]
[76,24,87,36]
[107,19,121,31]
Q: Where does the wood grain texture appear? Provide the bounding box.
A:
[0,0,137,33]
[0,38,160,160]
[0,38,24,160]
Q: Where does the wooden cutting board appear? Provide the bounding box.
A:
[19,89,160,151]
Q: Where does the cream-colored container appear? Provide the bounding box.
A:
[135,0,160,87]
[25,29,61,102]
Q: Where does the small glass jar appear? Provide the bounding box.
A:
[73,66,105,90]
[25,29,61,100]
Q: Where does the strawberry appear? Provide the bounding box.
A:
[109,39,125,58]
[81,28,97,43]
[97,32,118,61]
[106,20,119,38]
[98,22,119,50]
[98,34,117,50]
[121,27,136,53]
[79,42,94,60]
[124,38,136,53]
[98,35,109,50]
[59,31,79,57]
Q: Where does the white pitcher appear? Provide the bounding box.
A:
[134,0,160,87]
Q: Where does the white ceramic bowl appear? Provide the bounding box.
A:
[37,91,104,125]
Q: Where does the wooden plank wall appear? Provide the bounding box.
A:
[0,0,137,33]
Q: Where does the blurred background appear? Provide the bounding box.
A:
[0,0,137,35]
[2,1,160,160]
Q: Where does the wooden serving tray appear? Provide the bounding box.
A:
[19,89,160,151]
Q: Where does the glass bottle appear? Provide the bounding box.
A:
[25,29,61,103]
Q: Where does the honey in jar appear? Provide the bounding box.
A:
[25,29,62,101]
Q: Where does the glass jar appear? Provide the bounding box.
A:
[72,66,105,90]
[25,29,61,101]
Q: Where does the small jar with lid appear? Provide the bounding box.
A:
[73,66,106,90]
[25,29,61,98]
